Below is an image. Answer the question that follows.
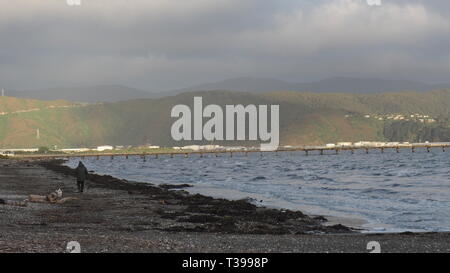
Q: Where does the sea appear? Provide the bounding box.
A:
[64,148,450,233]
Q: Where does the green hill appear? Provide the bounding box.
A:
[1,90,450,149]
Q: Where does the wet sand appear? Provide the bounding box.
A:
[0,159,449,253]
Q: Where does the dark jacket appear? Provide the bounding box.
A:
[76,162,88,181]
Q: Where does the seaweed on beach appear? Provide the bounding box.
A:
[39,159,355,235]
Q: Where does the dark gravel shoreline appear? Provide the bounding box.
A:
[39,159,354,235]
[1,159,449,253]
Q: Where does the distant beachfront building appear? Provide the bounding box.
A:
[97,145,114,151]
[353,141,386,147]
[386,142,400,146]
[181,145,221,151]
[226,146,246,151]
[337,142,352,147]
[354,141,366,147]
[0,148,39,153]
[59,148,90,153]
[200,145,220,150]
[182,145,201,151]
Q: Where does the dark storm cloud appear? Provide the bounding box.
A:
[0,0,450,91]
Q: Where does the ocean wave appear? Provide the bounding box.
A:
[251,176,267,181]
[362,188,397,195]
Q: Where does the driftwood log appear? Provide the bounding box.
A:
[27,194,78,204]
[1,189,77,207]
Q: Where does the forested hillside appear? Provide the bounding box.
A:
[1,90,450,148]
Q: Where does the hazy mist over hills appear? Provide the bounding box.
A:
[166,77,450,97]
[5,77,450,103]
[7,85,155,103]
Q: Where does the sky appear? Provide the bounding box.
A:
[1,0,450,92]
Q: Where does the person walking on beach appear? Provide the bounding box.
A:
[75,161,88,193]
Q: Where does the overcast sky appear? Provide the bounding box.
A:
[1,0,450,92]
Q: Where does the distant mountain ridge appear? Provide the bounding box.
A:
[168,77,450,95]
[4,77,450,103]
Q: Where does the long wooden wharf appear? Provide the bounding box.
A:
[10,142,450,160]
